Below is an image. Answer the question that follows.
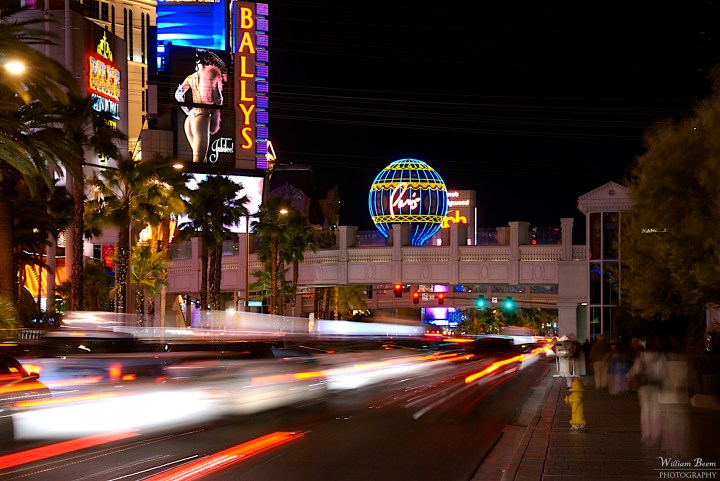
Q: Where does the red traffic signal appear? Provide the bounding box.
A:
[412,291,420,304]
[393,284,403,297]
[437,293,445,305]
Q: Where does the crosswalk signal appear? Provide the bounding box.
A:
[412,291,420,304]
[393,284,403,297]
[503,296,515,311]
[437,293,445,305]
[476,295,486,308]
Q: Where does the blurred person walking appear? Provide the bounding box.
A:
[626,339,666,446]
[608,342,630,395]
[658,347,689,458]
[589,334,610,390]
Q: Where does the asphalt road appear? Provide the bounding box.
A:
[0,356,552,481]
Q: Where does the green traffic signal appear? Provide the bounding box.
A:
[503,296,514,310]
[476,295,486,308]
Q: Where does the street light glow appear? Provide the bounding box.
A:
[5,60,26,75]
[279,208,288,215]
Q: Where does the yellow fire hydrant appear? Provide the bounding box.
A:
[563,377,586,431]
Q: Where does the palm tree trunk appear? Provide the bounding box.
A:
[270,235,278,314]
[334,286,339,320]
[136,288,144,327]
[292,259,299,308]
[0,166,20,303]
[116,225,130,313]
[208,246,217,310]
[159,219,171,328]
[213,242,222,310]
[200,236,209,310]
[278,258,286,315]
[71,174,84,310]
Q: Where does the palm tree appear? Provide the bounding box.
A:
[0,20,80,304]
[251,195,292,315]
[336,286,370,320]
[132,154,186,324]
[177,176,248,310]
[127,245,168,327]
[280,215,318,314]
[57,93,124,311]
[85,156,154,313]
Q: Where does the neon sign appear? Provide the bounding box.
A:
[88,32,120,125]
[389,183,420,218]
[235,2,269,169]
[442,210,468,228]
[368,158,448,246]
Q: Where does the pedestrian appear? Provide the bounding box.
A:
[626,338,665,446]
[581,338,591,373]
[588,334,610,390]
[607,342,629,395]
[658,347,689,458]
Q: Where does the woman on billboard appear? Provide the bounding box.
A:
[175,49,226,163]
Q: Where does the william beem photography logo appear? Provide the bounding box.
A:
[657,457,718,479]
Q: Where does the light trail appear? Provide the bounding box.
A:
[0,430,140,470]
[142,431,304,481]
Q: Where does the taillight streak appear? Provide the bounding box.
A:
[142,431,304,481]
[0,430,140,470]
[464,354,524,384]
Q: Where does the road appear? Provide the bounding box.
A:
[0,355,551,481]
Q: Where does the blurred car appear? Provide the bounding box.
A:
[0,352,51,439]
[0,352,51,407]
[164,356,328,415]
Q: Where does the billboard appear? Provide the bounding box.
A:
[156,0,227,51]
[178,173,264,233]
[169,45,236,167]
[235,2,269,170]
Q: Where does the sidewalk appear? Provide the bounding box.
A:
[473,362,720,481]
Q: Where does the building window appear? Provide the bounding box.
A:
[100,2,108,21]
[111,6,115,34]
[589,212,601,260]
[128,10,134,60]
[123,9,127,40]
[141,12,145,64]
[603,212,619,259]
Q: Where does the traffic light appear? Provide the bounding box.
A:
[503,296,514,311]
[412,291,420,304]
[437,293,445,305]
[393,284,402,297]
[476,295,486,308]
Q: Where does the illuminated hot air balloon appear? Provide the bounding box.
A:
[368,158,448,246]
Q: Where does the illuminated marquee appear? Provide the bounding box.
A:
[441,190,475,230]
[87,32,120,126]
[235,2,269,169]
[368,158,448,246]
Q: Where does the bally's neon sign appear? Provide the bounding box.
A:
[236,3,268,168]
[87,32,120,126]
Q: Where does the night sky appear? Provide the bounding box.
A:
[265,1,720,237]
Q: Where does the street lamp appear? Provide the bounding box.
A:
[4,60,26,76]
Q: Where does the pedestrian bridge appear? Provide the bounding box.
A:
[167,218,588,334]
